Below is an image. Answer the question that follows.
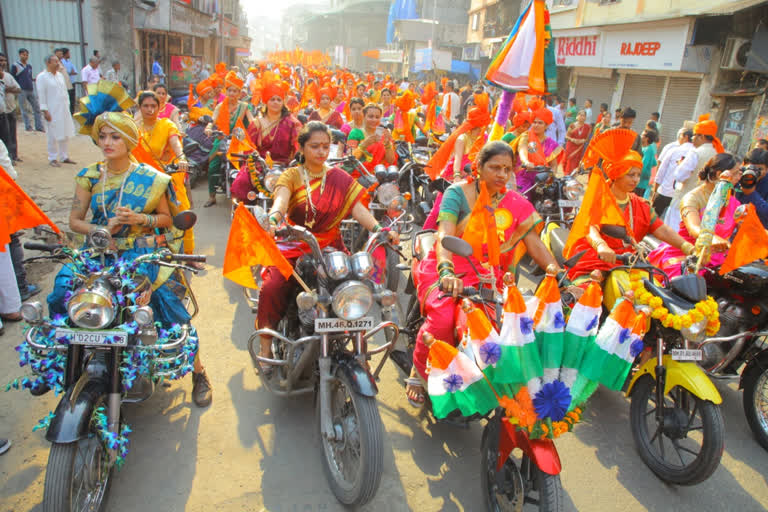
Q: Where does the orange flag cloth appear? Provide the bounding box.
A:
[719,204,768,275]
[0,166,60,249]
[223,203,293,288]
[462,182,500,267]
[227,127,256,167]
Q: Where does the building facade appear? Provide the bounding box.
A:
[549,0,768,153]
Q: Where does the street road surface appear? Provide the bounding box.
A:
[1,132,767,511]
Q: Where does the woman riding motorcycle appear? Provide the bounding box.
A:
[649,153,742,277]
[406,141,561,406]
[48,104,212,407]
[257,121,397,368]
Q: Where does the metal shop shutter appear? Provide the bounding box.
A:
[574,76,617,113]
[659,78,701,144]
[620,74,666,132]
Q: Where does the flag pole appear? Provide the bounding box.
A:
[292,269,312,294]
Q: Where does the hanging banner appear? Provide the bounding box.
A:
[170,55,203,83]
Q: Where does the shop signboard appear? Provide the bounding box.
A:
[602,23,690,70]
[412,48,451,72]
[555,35,601,67]
[379,49,403,63]
[170,55,203,83]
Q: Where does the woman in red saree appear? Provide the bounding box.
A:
[380,88,394,118]
[257,122,397,364]
[308,86,344,129]
[406,141,561,406]
[246,78,301,166]
[346,104,396,173]
[566,147,692,283]
[564,109,590,175]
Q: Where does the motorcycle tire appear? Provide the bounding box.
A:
[318,372,383,506]
[742,364,768,451]
[629,374,724,485]
[43,426,113,512]
[480,413,563,512]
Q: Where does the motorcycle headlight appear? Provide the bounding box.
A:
[67,286,116,329]
[413,152,429,165]
[264,170,282,193]
[669,303,709,343]
[563,179,584,201]
[376,182,402,209]
[326,251,350,280]
[332,281,374,320]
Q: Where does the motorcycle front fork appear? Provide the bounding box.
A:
[318,334,335,441]
[654,336,667,422]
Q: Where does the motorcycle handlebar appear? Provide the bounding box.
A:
[23,242,62,252]
[168,254,207,263]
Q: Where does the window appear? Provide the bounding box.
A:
[471,13,479,32]
[552,0,577,6]
[599,0,621,4]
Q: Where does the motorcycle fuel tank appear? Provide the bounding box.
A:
[709,263,768,297]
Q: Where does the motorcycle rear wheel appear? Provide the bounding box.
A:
[742,364,768,451]
[630,375,724,485]
[43,436,113,512]
[480,414,562,512]
[318,372,383,506]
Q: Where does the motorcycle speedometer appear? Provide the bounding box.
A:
[67,285,116,329]
[331,281,373,320]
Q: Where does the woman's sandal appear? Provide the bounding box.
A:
[404,377,426,408]
[203,199,216,208]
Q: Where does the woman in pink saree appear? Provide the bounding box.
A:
[649,153,742,277]
[405,141,561,406]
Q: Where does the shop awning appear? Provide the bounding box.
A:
[686,0,766,16]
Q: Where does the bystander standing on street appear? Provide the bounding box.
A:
[60,48,78,112]
[54,49,74,112]
[10,49,44,132]
[0,53,21,163]
[152,54,166,84]
[81,57,101,86]
[37,55,76,167]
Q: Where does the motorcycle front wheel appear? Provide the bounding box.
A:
[742,363,768,451]
[43,436,113,512]
[318,372,383,506]
[480,414,562,512]
[630,375,724,485]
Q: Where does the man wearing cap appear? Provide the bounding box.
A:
[664,114,722,228]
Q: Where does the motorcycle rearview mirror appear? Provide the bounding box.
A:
[429,178,451,194]
[330,129,347,144]
[535,171,552,184]
[414,135,428,146]
[562,249,588,269]
[248,205,271,231]
[463,163,473,175]
[601,224,630,242]
[172,210,198,231]
[441,236,473,259]
[232,127,245,141]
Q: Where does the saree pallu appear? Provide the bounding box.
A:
[648,195,740,278]
[412,190,540,379]
[308,109,344,129]
[48,164,191,326]
[567,193,663,281]
[257,167,365,328]
[246,115,300,166]
[132,119,194,253]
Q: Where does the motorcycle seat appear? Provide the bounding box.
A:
[548,226,569,267]
[642,278,695,312]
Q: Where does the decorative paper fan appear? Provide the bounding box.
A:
[73,81,135,136]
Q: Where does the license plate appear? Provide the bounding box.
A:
[558,199,581,208]
[670,349,703,361]
[314,317,374,333]
[55,329,128,346]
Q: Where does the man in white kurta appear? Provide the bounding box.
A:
[36,55,75,166]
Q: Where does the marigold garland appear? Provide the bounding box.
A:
[500,388,582,440]
[629,272,720,336]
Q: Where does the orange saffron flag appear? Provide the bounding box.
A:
[719,204,768,275]
[0,166,60,249]
[462,182,500,266]
[223,203,293,288]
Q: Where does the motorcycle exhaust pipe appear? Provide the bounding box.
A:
[283,338,320,390]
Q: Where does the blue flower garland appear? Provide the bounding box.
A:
[91,406,132,469]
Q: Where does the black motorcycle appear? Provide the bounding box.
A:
[13,213,206,512]
[247,222,400,506]
[522,165,586,225]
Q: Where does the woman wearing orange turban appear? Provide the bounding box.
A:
[422,107,492,230]
[515,107,562,196]
[564,129,692,289]
[246,78,301,167]
[308,85,344,129]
